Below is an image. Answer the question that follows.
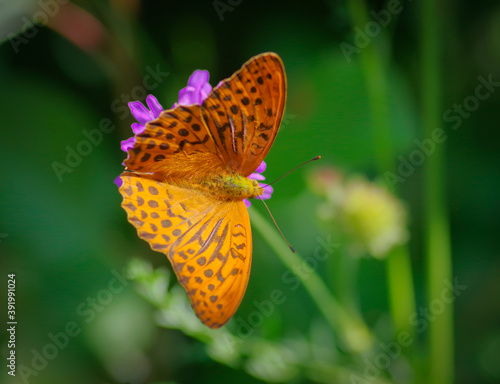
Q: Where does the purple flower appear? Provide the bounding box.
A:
[117,68,273,205]
[245,161,273,207]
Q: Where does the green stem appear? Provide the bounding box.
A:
[421,1,454,383]
[386,246,416,337]
[345,0,417,342]
[336,245,363,317]
[249,207,372,353]
[345,0,393,171]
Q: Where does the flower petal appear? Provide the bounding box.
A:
[188,70,210,89]
[244,199,252,208]
[128,101,153,124]
[114,176,123,187]
[200,82,212,100]
[121,136,135,152]
[255,161,267,174]
[178,87,196,105]
[261,192,272,200]
[260,184,274,200]
[249,173,266,181]
[131,123,145,134]
[146,95,164,118]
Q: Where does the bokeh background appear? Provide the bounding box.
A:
[1,0,500,383]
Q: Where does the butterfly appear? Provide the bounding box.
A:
[118,52,286,328]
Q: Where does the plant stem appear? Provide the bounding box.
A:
[345,0,417,342]
[249,207,372,353]
[345,0,393,171]
[386,246,416,336]
[421,0,454,383]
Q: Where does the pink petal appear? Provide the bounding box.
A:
[146,95,164,118]
[260,184,273,200]
[255,161,267,174]
[200,83,212,100]
[114,176,123,187]
[188,70,210,88]
[178,87,196,105]
[128,101,153,124]
[249,173,266,181]
[131,123,145,134]
[121,136,135,152]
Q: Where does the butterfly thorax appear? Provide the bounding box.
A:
[147,152,264,202]
[212,174,264,201]
[178,174,262,202]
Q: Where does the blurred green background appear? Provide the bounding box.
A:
[1,0,500,383]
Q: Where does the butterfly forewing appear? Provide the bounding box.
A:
[120,174,252,328]
[124,105,222,172]
[201,52,286,176]
[124,53,286,178]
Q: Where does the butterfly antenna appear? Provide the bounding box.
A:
[267,156,321,186]
[257,197,296,253]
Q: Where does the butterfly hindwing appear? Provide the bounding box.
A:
[201,52,286,176]
[119,174,252,328]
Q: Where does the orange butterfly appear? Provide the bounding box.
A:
[118,52,286,328]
